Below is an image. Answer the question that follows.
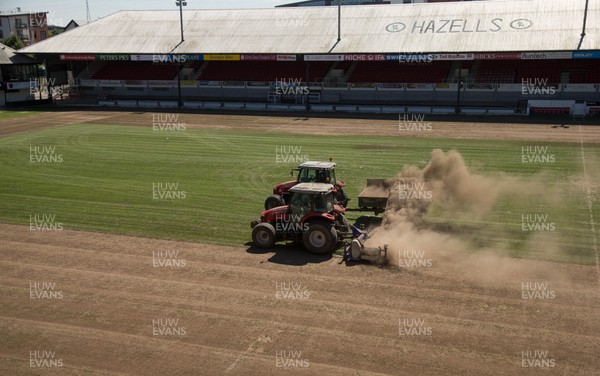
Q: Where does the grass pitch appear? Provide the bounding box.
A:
[0,122,597,264]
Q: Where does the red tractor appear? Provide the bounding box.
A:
[264,161,349,210]
[252,183,350,254]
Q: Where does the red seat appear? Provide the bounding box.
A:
[199,61,331,82]
[93,62,178,80]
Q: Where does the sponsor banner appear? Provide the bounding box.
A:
[131,55,154,61]
[433,53,474,61]
[473,53,521,60]
[150,54,202,63]
[344,54,386,61]
[97,54,130,61]
[204,54,240,61]
[79,79,98,87]
[6,82,31,90]
[435,83,451,89]
[277,54,297,61]
[520,52,571,60]
[181,80,198,87]
[350,83,376,88]
[199,81,222,86]
[468,83,495,90]
[241,54,277,61]
[98,80,122,87]
[379,83,405,89]
[223,81,245,87]
[59,54,96,61]
[305,55,344,61]
[124,80,147,86]
[148,81,177,88]
[181,54,203,61]
[247,81,270,87]
[572,51,600,59]
[407,83,434,89]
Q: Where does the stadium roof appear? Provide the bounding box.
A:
[20,0,600,55]
[0,43,37,65]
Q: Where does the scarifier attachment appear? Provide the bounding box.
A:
[343,226,388,265]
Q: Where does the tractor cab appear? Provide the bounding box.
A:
[294,161,338,185]
[266,161,349,210]
[289,183,336,218]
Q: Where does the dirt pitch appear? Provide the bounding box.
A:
[0,110,599,375]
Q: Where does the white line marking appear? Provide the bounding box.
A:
[225,335,272,373]
[578,125,599,293]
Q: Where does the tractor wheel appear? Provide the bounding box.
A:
[264,194,286,210]
[252,223,276,248]
[302,221,338,254]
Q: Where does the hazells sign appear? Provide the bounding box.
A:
[386,18,533,34]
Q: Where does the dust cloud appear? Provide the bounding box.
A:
[364,149,565,281]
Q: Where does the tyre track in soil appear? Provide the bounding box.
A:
[0,224,598,375]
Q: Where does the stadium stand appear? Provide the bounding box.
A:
[93,62,178,80]
[198,61,333,82]
[16,0,600,113]
[348,61,452,83]
[476,61,518,83]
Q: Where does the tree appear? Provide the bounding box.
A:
[2,34,25,50]
[49,26,65,38]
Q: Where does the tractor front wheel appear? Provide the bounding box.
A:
[264,194,286,210]
[252,223,276,248]
[302,222,338,254]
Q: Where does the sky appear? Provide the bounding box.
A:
[0,0,287,26]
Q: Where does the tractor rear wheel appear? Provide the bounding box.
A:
[302,221,338,254]
[252,223,276,248]
[264,194,286,210]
